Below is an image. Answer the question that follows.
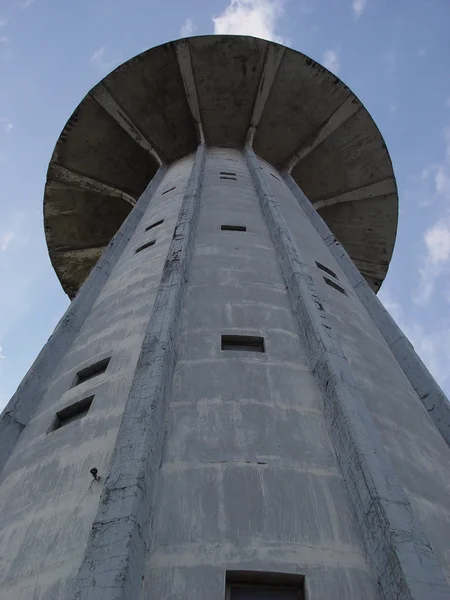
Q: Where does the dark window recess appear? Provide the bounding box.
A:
[145,219,164,232]
[161,186,176,195]
[135,239,156,254]
[270,172,281,182]
[323,276,347,296]
[226,572,304,600]
[229,587,300,599]
[316,261,338,280]
[221,225,247,232]
[73,357,110,387]
[222,335,265,353]
[49,396,94,432]
[220,171,237,181]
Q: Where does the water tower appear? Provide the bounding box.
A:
[1,36,450,600]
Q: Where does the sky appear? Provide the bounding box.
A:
[0,0,450,411]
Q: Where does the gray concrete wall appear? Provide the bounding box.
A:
[1,147,450,600]
[142,148,378,599]
[0,155,195,599]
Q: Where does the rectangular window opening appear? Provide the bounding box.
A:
[316,261,338,280]
[73,357,110,387]
[220,176,237,181]
[220,171,236,176]
[226,572,304,600]
[221,335,265,353]
[49,395,94,432]
[135,239,156,254]
[145,219,164,232]
[161,186,176,196]
[323,276,347,296]
[221,225,247,232]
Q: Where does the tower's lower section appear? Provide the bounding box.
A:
[0,147,450,600]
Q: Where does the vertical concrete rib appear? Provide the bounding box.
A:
[245,44,285,146]
[0,167,167,476]
[245,147,450,600]
[284,173,450,449]
[73,144,206,600]
[175,40,205,144]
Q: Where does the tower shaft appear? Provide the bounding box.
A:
[0,147,449,599]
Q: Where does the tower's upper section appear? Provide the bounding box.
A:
[44,35,398,298]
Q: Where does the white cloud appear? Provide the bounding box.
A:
[180,18,196,37]
[1,231,15,251]
[352,0,366,19]
[0,346,5,360]
[90,46,122,72]
[322,49,340,74]
[0,117,13,133]
[416,127,450,303]
[213,0,285,43]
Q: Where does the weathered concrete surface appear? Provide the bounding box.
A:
[0,166,166,476]
[285,174,450,449]
[2,147,450,600]
[142,148,379,600]
[0,160,191,599]
[73,146,205,600]
[44,35,398,297]
[247,150,450,598]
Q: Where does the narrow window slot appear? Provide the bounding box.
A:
[161,186,176,195]
[221,335,265,353]
[145,219,164,232]
[220,176,237,181]
[49,396,94,432]
[135,239,156,254]
[316,261,338,280]
[221,225,247,232]
[270,172,281,181]
[220,171,236,176]
[226,571,304,599]
[73,358,110,387]
[323,276,347,296]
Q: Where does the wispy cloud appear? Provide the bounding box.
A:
[1,231,16,251]
[0,117,13,134]
[180,17,196,37]
[352,0,366,19]
[0,346,5,360]
[416,127,450,303]
[15,0,36,9]
[213,0,285,43]
[0,18,7,27]
[322,49,340,74]
[90,46,122,72]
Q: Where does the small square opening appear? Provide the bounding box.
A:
[73,357,110,387]
[316,261,338,280]
[49,396,94,432]
[221,335,265,353]
[135,239,156,254]
[221,225,247,232]
[323,276,347,296]
[145,219,164,232]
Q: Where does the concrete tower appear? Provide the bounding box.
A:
[0,35,450,600]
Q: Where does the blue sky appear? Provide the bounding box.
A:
[1,0,450,411]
